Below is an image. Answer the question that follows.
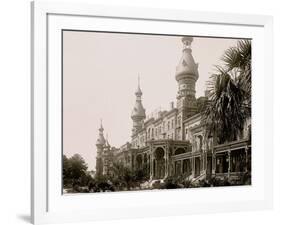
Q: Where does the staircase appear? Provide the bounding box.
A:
[191,173,206,184]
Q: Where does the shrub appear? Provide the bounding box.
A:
[241,172,251,185]
[209,176,231,187]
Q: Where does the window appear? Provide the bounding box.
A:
[168,121,170,130]
[178,116,181,125]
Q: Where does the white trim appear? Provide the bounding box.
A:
[31,1,273,224]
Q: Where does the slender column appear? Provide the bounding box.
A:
[245,146,248,172]
[165,149,168,178]
[180,160,183,174]
[206,152,208,174]
[192,157,195,177]
[189,159,192,176]
[228,150,231,179]
[204,152,206,172]
[211,140,216,177]
[152,159,155,179]
[141,154,144,169]
[150,153,154,180]
[199,154,201,175]
[212,154,216,175]
[200,155,202,174]
[201,154,204,172]
[154,158,156,179]
[153,157,155,179]
[198,157,201,175]
[149,154,152,178]
[147,155,150,175]
[132,155,135,171]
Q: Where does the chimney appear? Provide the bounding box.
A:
[170,101,174,110]
[158,111,162,118]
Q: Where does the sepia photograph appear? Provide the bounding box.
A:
[62,31,252,194]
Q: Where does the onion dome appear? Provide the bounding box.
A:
[96,121,106,146]
[131,101,146,119]
[175,37,199,82]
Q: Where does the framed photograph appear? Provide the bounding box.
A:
[31,1,273,224]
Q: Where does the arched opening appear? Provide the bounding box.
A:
[154,147,165,179]
[174,161,181,176]
[183,159,191,176]
[136,154,143,170]
[143,153,149,175]
[144,153,148,164]
[174,148,186,155]
[195,157,201,177]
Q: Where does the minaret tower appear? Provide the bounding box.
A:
[102,133,111,176]
[175,37,199,120]
[95,120,106,177]
[131,76,146,136]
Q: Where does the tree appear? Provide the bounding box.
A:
[222,40,251,104]
[203,40,251,144]
[63,154,88,188]
[68,154,88,180]
[111,162,134,190]
[63,155,71,187]
[109,162,149,191]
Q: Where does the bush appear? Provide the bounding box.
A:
[208,176,231,187]
[160,178,179,189]
[160,174,191,189]
[241,172,251,185]
[88,175,116,192]
[198,179,211,187]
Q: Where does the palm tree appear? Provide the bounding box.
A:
[222,40,251,104]
[111,162,134,190]
[203,40,251,144]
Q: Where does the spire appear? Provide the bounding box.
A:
[135,74,142,96]
[96,119,106,146]
[99,119,104,132]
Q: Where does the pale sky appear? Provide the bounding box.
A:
[63,31,241,171]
